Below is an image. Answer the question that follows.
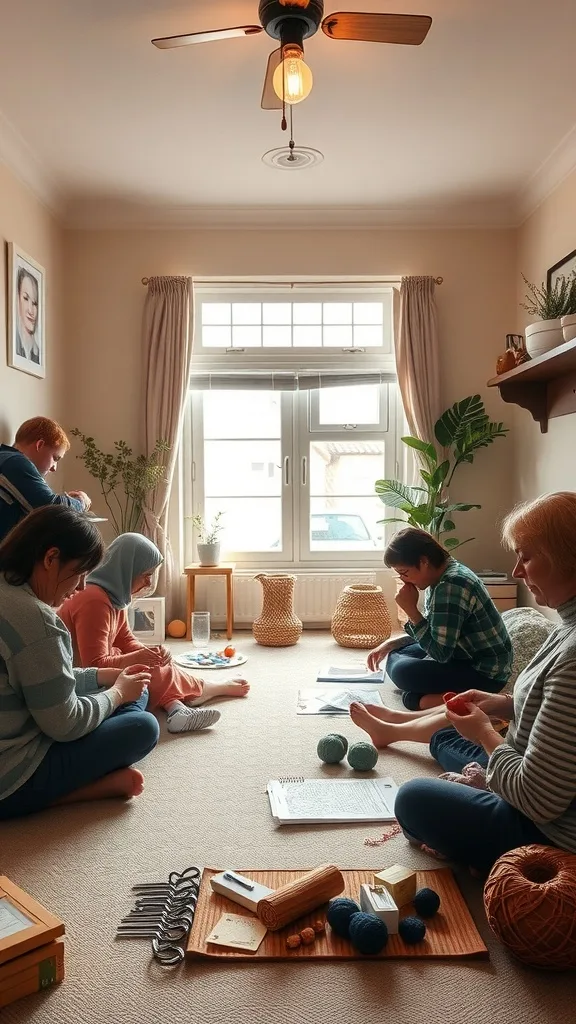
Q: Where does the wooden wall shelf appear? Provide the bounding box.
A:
[487,337,576,433]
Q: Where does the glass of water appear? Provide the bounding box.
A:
[191,611,211,650]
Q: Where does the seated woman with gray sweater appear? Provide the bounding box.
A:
[362,492,576,874]
[0,506,159,819]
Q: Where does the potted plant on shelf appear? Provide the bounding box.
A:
[71,429,170,535]
[375,395,508,551]
[521,273,576,356]
[191,511,225,566]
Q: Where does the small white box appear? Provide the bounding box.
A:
[360,883,399,934]
[210,871,274,913]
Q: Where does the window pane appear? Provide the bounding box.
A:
[203,391,281,439]
[205,497,282,552]
[232,325,261,347]
[202,303,230,325]
[309,497,386,552]
[318,385,380,425]
[232,303,261,325]
[323,325,352,347]
[263,303,291,325]
[353,302,383,325]
[261,325,290,347]
[293,325,322,347]
[323,302,352,325]
[310,439,385,497]
[353,325,383,348]
[293,302,321,325]
[204,440,281,496]
[201,325,231,348]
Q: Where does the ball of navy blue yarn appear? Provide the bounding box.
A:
[326,898,361,938]
[413,887,440,918]
[348,912,389,954]
[399,916,427,944]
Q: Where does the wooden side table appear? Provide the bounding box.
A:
[183,563,235,641]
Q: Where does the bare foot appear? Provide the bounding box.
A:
[363,703,418,724]
[53,768,145,806]
[188,678,250,706]
[349,702,394,748]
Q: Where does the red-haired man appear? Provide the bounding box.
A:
[0,417,91,541]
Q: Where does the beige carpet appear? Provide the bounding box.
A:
[1,633,572,1023]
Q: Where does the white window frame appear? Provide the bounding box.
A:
[185,279,402,569]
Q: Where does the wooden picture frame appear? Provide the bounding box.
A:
[0,877,64,967]
[130,596,165,644]
[6,243,46,379]
[547,248,576,291]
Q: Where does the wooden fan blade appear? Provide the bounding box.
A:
[152,25,262,49]
[322,13,432,45]
[261,48,283,110]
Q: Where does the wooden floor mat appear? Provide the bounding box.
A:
[186,867,488,961]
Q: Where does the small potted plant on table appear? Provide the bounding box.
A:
[191,512,225,566]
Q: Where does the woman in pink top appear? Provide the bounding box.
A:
[59,533,249,734]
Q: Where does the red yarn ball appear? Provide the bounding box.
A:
[484,844,576,970]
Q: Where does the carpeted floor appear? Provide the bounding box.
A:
[1,632,572,1023]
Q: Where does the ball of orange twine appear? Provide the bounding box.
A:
[484,844,576,970]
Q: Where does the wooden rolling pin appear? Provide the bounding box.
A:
[256,864,344,931]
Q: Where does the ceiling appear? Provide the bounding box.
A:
[1,0,576,227]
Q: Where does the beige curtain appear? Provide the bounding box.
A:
[395,276,442,443]
[141,276,193,619]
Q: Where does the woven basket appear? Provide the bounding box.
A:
[331,583,392,649]
[252,573,303,647]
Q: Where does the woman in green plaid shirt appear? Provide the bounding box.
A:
[364,527,512,711]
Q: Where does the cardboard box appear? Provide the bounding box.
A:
[0,938,64,1009]
[372,865,417,908]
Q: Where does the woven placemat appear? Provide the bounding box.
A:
[186,867,488,961]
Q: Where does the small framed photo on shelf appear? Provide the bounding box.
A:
[6,243,46,379]
[547,249,576,291]
[130,596,165,644]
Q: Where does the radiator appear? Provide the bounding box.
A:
[200,571,384,628]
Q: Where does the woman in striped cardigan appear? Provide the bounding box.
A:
[391,491,576,874]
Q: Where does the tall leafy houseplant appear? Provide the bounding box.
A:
[375,395,508,550]
[71,429,170,536]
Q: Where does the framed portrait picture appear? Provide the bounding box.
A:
[130,596,165,645]
[547,249,576,291]
[7,243,45,379]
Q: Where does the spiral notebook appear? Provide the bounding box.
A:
[267,776,397,824]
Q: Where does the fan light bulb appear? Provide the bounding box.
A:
[273,55,313,105]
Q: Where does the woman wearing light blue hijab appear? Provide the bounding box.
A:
[60,533,249,733]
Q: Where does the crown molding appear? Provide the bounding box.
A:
[0,108,63,216]
[64,197,517,231]
[517,122,576,224]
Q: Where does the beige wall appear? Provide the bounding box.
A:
[516,168,576,498]
[63,225,517,569]
[0,161,65,468]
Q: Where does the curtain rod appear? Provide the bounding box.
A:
[141,276,444,286]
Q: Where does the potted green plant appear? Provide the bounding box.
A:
[191,511,225,566]
[71,429,170,535]
[375,395,508,550]
[521,273,576,356]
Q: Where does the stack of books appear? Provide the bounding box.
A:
[0,876,65,1010]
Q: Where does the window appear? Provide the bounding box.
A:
[187,284,402,566]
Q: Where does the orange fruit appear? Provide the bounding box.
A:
[224,645,236,658]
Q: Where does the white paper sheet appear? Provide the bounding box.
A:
[267,777,397,824]
[296,687,384,715]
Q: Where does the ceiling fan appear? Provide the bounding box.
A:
[152,2,432,110]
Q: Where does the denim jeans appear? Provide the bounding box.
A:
[394,777,548,873]
[387,643,502,709]
[0,692,159,820]
[429,726,489,773]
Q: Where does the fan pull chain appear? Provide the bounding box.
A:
[281,44,287,131]
[288,105,295,160]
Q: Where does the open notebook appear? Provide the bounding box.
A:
[297,688,384,715]
[316,665,384,684]
[267,777,398,824]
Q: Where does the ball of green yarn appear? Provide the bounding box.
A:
[317,733,348,764]
[347,741,378,771]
